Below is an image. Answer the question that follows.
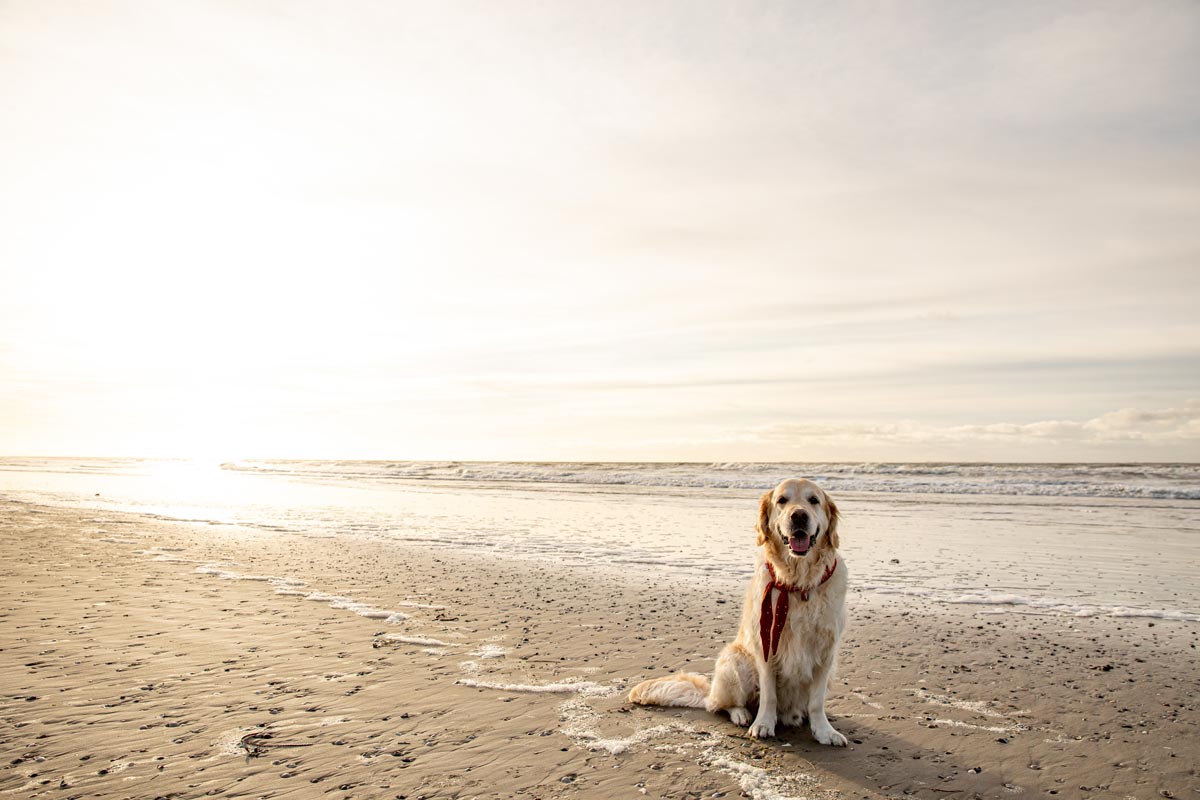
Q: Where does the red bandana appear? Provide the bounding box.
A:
[759,559,838,660]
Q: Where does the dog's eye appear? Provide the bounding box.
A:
[775,496,787,505]
[808,496,820,505]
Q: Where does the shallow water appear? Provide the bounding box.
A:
[225,458,1200,499]
[2,457,1197,621]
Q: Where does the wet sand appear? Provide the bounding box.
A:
[1,500,1197,799]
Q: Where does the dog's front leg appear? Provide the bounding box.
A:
[747,658,777,739]
[807,661,847,747]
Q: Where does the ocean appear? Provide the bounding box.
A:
[2,457,1197,622]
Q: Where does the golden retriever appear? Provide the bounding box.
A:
[629,478,848,745]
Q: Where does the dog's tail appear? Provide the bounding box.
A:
[627,673,711,708]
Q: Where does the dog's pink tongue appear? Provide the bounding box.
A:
[788,537,809,555]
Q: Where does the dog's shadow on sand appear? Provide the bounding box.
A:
[640,706,1034,799]
[767,714,1032,799]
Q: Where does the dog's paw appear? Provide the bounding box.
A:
[748,716,776,739]
[782,711,806,727]
[812,724,847,747]
[729,707,752,727]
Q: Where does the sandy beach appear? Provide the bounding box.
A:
[2,498,1197,800]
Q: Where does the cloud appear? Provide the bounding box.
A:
[714,401,1200,457]
[1,3,1198,461]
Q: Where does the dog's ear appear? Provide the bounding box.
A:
[755,490,773,546]
[824,495,841,550]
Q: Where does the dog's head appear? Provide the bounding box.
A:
[756,478,839,560]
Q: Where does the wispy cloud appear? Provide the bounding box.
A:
[675,402,1200,462]
[0,2,1197,460]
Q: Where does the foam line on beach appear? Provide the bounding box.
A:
[945,593,1200,622]
[194,565,306,592]
[456,678,617,696]
[193,565,268,581]
[472,644,507,658]
[221,458,1200,500]
[926,717,1016,734]
[558,696,693,755]
[700,748,818,800]
[379,634,450,647]
[325,596,409,622]
[862,584,1200,623]
[193,565,409,623]
[302,591,409,623]
[913,688,1026,722]
[861,585,935,597]
[555,692,826,798]
[133,546,196,563]
[576,723,690,755]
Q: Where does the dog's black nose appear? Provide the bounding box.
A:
[790,509,808,528]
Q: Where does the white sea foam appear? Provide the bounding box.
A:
[926,718,1017,734]
[914,688,1024,721]
[699,748,816,800]
[555,695,694,755]
[326,597,403,620]
[585,725,687,755]
[1107,606,1200,621]
[381,634,449,647]
[861,584,1200,623]
[859,584,935,598]
[222,459,1200,500]
[194,565,239,579]
[193,566,407,622]
[134,548,185,562]
[472,644,507,659]
[457,678,615,696]
[192,565,274,582]
[943,593,1200,622]
[947,592,1035,605]
[298,591,408,622]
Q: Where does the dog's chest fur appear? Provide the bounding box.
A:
[741,555,846,684]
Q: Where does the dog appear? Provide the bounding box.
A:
[628,478,848,745]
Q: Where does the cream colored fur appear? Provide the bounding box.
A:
[629,478,848,745]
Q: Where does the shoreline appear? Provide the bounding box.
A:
[2,500,1197,799]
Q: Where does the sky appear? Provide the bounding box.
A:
[1,1,1198,462]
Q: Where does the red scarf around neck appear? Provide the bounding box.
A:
[759,559,838,660]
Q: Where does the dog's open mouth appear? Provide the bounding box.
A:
[787,533,816,556]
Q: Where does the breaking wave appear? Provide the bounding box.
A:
[220,460,1200,500]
